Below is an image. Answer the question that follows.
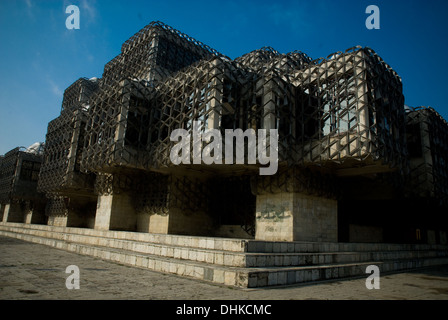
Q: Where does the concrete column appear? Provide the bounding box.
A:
[3,202,24,223]
[355,51,370,157]
[94,193,136,231]
[47,215,68,227]
[255,192,338,242]
[149,214,169,234]
[136,213,169,234]
[24,208,33,224]
[2,204,7,223]
[46,198,68,227]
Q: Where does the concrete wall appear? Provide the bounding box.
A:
[255,192,337,242]
[67,210,95,229]
[167,207,213,237]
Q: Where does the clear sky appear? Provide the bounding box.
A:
[0,0,447,155]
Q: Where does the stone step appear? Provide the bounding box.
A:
[4,222,447,254]
[246,239,448,254]
[2,223,446,268]
[1,222,448,288]
[0,224,249,267]
[245,250,448,267]
[0,222,248,252]
[3,228,448,288]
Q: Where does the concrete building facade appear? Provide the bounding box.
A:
[0,145,46,224]
[2,21,447,246]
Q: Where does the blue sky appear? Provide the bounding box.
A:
[0,0,447,155]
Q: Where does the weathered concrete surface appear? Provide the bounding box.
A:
[1,236,448,300]
[256,192,337,242]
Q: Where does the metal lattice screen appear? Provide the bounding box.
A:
[38,78,97,197]
[32,21,436,225]
[0,148,42,203]
[127,46,407,173]
[0,148,19,203]
[81,21,222,173]
[71,22,408,180]
[405,106,448,205]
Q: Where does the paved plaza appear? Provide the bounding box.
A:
[1,236,448,300]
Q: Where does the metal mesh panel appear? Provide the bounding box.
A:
[45,196,69,217]
[61,77,99,112]
[133,46,407,174]
[405,106,448,205]
[145,56,254,169]
[22,20,447,236]
[169,175,209,215]
[0,148,43,203]
[93,172,135,196]
[81,79,155,172]
[81,21,222,174]
[0,148,19,203]
[37,78,97,197]
[250,166,338,198]
[36,22,436,214]
[133,173,170,216]
[284,46,406,168]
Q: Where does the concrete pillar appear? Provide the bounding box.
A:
[46,198,69,227]
[24,208,33,224]
[150,214,170,234]
[3,202,24,223]
[21,201,46,225]
[135,175,213,236]
[255,192,338,242]
[136,213,169,234]
[47,215,68,227]
[94,193,137,231]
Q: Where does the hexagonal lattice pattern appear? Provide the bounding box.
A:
[37,78,97,197]
[405,106,448,205]
[0,147,42,204]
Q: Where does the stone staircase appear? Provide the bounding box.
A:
[1,222,447,288]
